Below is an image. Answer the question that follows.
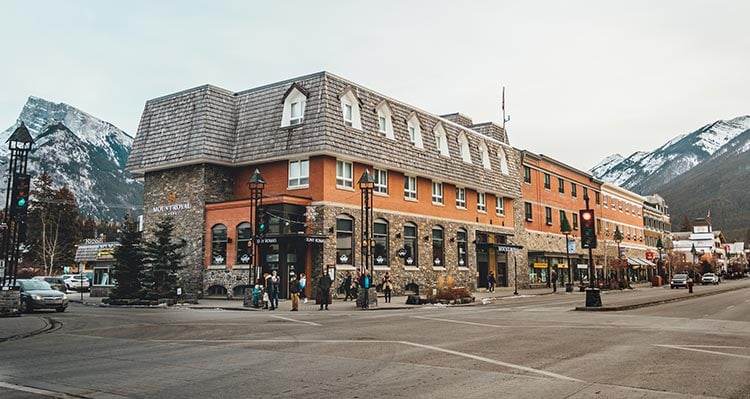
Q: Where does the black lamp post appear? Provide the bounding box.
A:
[560,214,573,291]
[358,169,375,276]
[614,226,624,286]
[656,237,664,280]
[1,122,34,289]
[248,169,265,287]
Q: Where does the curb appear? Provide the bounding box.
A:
[574,285,746,311]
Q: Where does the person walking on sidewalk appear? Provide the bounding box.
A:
[268,271,280,310]
[382,272,393,303]
[551,270,558,293]
[299,273,307,303]
[317,267,332,310]
[487,272,496,293]
[290,276,300,311]
[360,269,372,309]
[343,271,354,301]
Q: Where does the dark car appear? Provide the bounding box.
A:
[16,279,68,313]
[32,276,67,292]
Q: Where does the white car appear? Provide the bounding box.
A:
[60,274,90,292]
[701,273,719,285]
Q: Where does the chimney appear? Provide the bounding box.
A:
[440,113,473,128]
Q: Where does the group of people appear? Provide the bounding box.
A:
[253,268,396,311]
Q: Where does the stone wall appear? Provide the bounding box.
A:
[143,164,234,296]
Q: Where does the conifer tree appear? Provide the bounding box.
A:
[110,214,145,299]
[142,216,186,298]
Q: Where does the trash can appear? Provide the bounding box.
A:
[585,288,602,307]
[565,283,574,293]
[652,276,662,287]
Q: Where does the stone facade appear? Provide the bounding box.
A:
[142,164,233,296]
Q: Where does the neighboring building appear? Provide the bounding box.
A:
[642,194,671,277]
[519,151,601,287]
[599,183,652,281]
[671,217,727,272]
[127,72,524,298]
[74,239,119,297]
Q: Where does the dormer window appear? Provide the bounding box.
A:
[458,133,471,163]
[340,87,362,129]
[406,113,423,148]
[479,141,490,169]
[434,122,449,156]
[375,100,394,139]
[281,83,308,127]
[498,148,510,175]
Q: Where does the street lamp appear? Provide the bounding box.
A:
[358,169,375,308]
[614,226,624,286]
[560,213,573,292]
[248,169,266,288]
[656,237,664,280]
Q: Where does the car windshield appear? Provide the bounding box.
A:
[674,274,687,279]
[20,280,53,290]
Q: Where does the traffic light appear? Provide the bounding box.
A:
[11,173,31,221]
[580,209,597,249]
[256,208,270,236]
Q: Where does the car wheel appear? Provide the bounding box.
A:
[56,307,66,312]
[19,299,31,313]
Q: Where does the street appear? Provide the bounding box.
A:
[1,280,749,398]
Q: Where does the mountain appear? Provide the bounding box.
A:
[591,115,750,241]
[1,97,143,221]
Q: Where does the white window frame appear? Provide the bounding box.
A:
[477,192,486,212]
[434,123,449,156]
[498,148,510,175]
[376,101,395,139]
[404,175,417,200]
[479,141,490,169]
[340,89,362,129]
[406,114,424,148]
[496,196,504,215]
[288,159,309,188]
[281,87,307,127]
[374,168,388,194]
[458,133,472,163]
[456,187,466,209]
[431,181,444,204]
[336,160,353,189]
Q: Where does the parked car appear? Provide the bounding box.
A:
[32,276,66,292]
[701,273,719,285]
[60,274,90,292]
[15,279,68,313]
[670,273,689,289]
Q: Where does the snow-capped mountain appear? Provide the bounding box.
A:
[1,97,143,221]
[591,115,750,194]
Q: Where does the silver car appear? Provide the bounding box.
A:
[670,273,689,289]
[701,273,719,285]
[16,279,69,313]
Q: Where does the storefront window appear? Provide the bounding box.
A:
[211,224,227,265]
[93,267,113,286]
[456,229,468,267]
[404,223,418,267]
[336,216,353,266]
[236,222,253,265]
[432,226,444,267]
[373,219,389,266]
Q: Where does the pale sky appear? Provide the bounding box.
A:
[2,1,749,171]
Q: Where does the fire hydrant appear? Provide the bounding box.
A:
[687,278,694,293]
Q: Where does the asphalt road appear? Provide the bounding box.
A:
[1,280,749,398]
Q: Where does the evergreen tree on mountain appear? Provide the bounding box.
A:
[679,214,693,232]
[26,172,80,275]
[110,214,145,299]
[142,216,186,298]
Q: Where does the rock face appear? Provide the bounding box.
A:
[1,96,143,221]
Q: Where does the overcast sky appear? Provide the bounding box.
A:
[2,1,749,171]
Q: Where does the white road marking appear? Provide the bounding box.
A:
[0,381,77,398]
[270,315,322,326]
[726,305,735,309]
[654,344,750,360]
[150,338,582,382]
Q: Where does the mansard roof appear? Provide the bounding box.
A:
[127,71,522,198]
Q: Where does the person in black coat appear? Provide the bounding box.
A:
[343,271,353,301]
[317,267,332,310]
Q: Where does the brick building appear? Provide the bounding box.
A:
[127,72,524,298]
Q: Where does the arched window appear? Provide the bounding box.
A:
[373,219,389,267]
[458,133,472,163]
[211,224,227,265]
[434,122,449,156]
[340,87,362,129]
[236,222,253,265]
[336,215,354,266]
[281,84,307,127]
[457,229,468,267]
[432,226,445,268]
[406,113,424,149]
[404,222,418,267]
[375,100,395,139]
[498,148,510,175]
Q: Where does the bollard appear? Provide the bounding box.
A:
[687,279,693,293]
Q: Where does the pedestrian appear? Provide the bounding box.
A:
[351,270,360,302]
[382,272,393,303]
[360,269,371,309]
[299,273,307,304]
[290,276,300,311]
[317,267,332,310]
[487,272,496,293]
[252,280,262,308]
[343,271,354,301]
[268,270,280,310]
[551,270,558,293]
